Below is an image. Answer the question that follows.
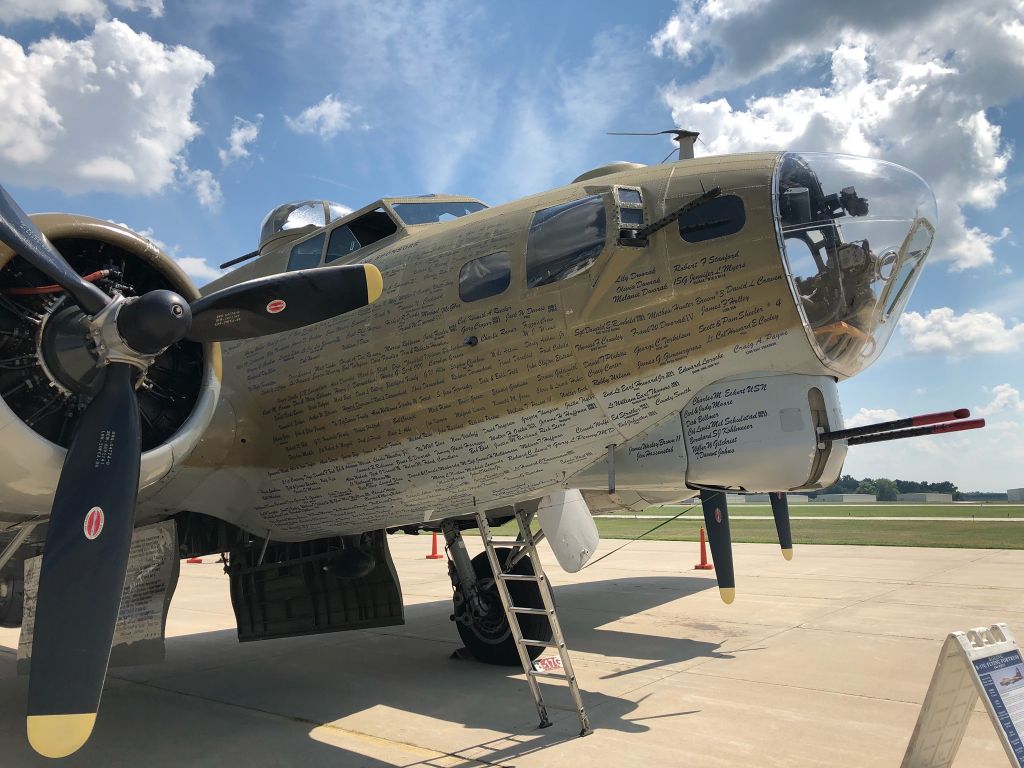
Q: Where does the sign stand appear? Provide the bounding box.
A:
[903,624,1024,767]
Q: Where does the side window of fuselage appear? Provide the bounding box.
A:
[526,195,606,288]
[287,232,325,271]
[677,194,746,242]
[459,251,511,302]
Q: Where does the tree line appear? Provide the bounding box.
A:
[812,475,961,501]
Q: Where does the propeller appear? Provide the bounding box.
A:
[769,492,794,560]
[699,489,735,604]
[0,183,383,758]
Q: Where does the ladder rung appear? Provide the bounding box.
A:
[529,669,569,679]
[519,639,561,648]
[498,573,541,582]
[510,607,550,616]
[487,538,529,546]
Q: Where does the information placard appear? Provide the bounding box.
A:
[903,623,1023,768]
[973,649,1024,764]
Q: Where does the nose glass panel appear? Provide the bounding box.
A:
[775,152,938,376]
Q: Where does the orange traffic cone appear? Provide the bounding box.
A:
[425,531,444,560]
[694,527,714,570]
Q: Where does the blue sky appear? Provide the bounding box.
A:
[1,0,1022,490]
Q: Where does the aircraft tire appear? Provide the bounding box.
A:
[0,574,23,628]
[455,548,552,666]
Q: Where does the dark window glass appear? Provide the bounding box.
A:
[287,232,325,271]
[392,201,487,225]
[620,208,644,225]
[617,188,642,205]
[526,195,606,288]
[325,225,361,263]
[678,194,746,242]
[349,208,398,247]
[459,251,511,303]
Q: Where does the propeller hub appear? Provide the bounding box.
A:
[116,289,192,355]
[37,302,103,398]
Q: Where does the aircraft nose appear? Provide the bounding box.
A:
[774,152,937,376]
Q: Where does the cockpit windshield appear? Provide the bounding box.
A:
[391,201,486,225]
[775,152,937,376]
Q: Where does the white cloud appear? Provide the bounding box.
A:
[844,407,899,429]
[842,421,1024,492]
[78,155,135,184]
[219,114,263,166]
[899,308,1024,357]
[285,94,355,140]
[977,384,1024,417]
[0,0,163,23]
[172,256,223,283]
[0,20,214,207]
[653,0,1023,271]
[843,394,1024,492]
[183,168,222,212]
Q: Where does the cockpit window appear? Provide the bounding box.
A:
[526,195,606,288]
[775,152,938,376]
[349,208,398,247]
[323,209,399,264]
[325,225,361,263]
[287,232,325,272]
[391,201,486,225]
[678,195,746,242]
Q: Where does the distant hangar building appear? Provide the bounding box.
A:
[897,493,953,503]
[1009,488,1024,502]
[816,493,877,502]
[745,494,809,503]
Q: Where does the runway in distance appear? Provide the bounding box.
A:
[0,131,985,757]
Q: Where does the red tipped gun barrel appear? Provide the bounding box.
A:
[845,418,985,446]
[822,408,971,443]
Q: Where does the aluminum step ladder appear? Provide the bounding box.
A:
[474,508,592,737]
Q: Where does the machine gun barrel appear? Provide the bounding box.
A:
[822,408,970,442]
[845,418,985,446]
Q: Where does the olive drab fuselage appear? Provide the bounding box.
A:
[140,151,937,540]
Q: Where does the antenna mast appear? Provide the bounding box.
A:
[607,129,701,162]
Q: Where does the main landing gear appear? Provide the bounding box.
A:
[443,519,551,665]
[441,510,592,736]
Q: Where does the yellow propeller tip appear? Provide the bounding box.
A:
[719,587,736,604]
[363,264,383,304]
[782,548,794,561]
[27,713,96,758]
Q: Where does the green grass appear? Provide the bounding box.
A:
[636,503,1024,519]
[594,518,1024,549]
[483,509,1024,549]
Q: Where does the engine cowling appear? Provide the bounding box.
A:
[0,214,221,517]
